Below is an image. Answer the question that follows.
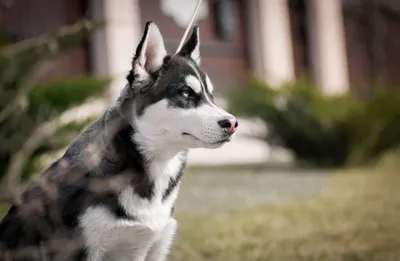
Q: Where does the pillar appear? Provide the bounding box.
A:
[307,0,349,95]
[258,0,295,88]
[89,0,142,101]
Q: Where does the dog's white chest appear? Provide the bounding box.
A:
[119,154,183,230]
[119,182,178,231]
[81,206,177,261]
[80,155,183,261]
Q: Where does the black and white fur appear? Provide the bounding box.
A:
[0,21,238,261]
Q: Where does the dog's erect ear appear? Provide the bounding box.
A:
[133,21,167,74]
[178,26,200,65]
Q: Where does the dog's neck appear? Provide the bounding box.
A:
[99,89,187,181]
[132,130,187,163]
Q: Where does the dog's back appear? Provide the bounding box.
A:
[0,111,142,260]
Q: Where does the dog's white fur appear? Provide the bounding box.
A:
[80,148,184,261]
[185,75,202,94]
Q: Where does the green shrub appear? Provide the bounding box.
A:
[228,79,400,167]
[29,75,110,114]
[0,75,110,181]
[0,19,107,201]
[347,89,400,164]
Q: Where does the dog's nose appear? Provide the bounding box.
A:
[218,118,238,135]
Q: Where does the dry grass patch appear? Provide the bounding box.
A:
[171,168,400,261]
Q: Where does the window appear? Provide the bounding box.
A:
[214,0,237,41]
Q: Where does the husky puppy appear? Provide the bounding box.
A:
[0,21,238,261]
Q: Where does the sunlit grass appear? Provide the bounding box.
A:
[171,159,400,261]
[0,203,10,216]
[0,151,399,261]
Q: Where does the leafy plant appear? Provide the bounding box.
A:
[0,19,109,202]
[228,78,400,167]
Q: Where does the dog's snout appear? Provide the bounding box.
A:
[218,118,238,135]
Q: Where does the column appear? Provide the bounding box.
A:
[307,0,349,95]
[258,0,295,88]
[89,0,142,101]
[245,0,264,81]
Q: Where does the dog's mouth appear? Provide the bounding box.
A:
[182,132,231,145]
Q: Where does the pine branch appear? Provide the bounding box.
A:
[0,118,62,202]
[0,19,105,87]
[0,18,106,202]
[0,61,55,125]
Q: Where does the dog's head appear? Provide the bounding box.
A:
[126,21,238,151]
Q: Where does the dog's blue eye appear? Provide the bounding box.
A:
[180,87,194,99]
[182,90,189,97]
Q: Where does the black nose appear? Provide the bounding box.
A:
[218,119,239,128]
[218,119,231,128]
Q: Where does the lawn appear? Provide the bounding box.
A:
[170,156,400,261]
[0,154,399,261]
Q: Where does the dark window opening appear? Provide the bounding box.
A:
[213,0,237,41]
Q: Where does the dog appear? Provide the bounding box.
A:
[0,21,238,261]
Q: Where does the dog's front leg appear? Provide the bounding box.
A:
[144,219,177,261]
[89,222,157,261]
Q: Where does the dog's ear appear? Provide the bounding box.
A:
[178,26,200,65]
[133,21,167,76]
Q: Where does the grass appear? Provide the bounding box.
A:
[170,156,400,261]
[0,204,9,216]
[176,166,330,214]
[1,152,399,261]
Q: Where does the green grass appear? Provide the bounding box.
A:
[1,152,399,261]
[0,204,10,216]
[171,161,400,261]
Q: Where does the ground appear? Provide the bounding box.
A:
[0,153,399,261]
[170,154,400,261]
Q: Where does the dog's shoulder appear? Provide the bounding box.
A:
[0,157,82,245]
[0,155,136,254]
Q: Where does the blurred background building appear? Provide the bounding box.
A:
[2,2,400,260]
[2,0,400,165]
